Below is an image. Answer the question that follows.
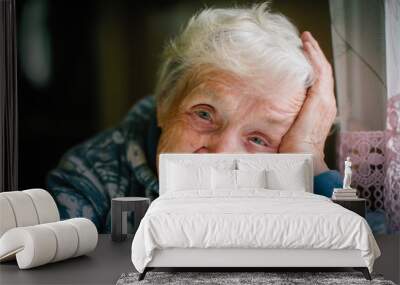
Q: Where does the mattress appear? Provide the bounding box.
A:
[131,190,380,273]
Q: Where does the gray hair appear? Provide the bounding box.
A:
[154,2,314,118]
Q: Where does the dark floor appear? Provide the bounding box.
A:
[0,234,398,285]
[374,235,400,284]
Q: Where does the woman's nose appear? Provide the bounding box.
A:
[207,128,242,153]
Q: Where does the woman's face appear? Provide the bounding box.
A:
[157,68,306,156]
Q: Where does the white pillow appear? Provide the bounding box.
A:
[167,162,212,191]
[211,168,237,190]
[238,159,310,192]
[267,164,307,191]
[236,169,267,189]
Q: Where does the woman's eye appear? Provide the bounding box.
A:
[249,136,267,146]
[195,110,212,121]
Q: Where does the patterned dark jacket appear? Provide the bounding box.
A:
[46,96,342,233]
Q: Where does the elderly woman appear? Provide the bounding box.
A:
[47,3,340,233]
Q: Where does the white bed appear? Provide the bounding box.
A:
[131,153,380,280]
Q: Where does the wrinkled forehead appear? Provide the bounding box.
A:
[182,66,306,105]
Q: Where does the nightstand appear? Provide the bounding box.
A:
[331,198,366,218]
[111,197,150,242]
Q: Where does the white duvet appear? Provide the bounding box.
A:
[131,190,380,273]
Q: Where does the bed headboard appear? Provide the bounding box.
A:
[158,153,313,195]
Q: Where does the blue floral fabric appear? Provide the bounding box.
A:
[46,96,160,233]
[46,95,344,233]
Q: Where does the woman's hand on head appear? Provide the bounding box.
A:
[278,31,337,176]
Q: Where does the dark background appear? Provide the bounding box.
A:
[17,0,335,189]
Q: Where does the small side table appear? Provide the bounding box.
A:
[111,197,150,242]
[331,198,366,218]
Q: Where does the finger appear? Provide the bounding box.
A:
[304,42,335,97]
[303,32,331,70]
[303,40,333,80]
[303,41,324,74]
[301,32,328,65]
[303,32,324,57]
[306,32,321,51]
[300,31,309,41]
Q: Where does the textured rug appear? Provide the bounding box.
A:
[116,271,396,285]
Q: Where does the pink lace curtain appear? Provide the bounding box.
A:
[338,131,385,211]
[330,0,400,233]
[337,97,400,234]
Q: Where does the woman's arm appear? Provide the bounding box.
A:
[46,164,105,230]
[46,127,130,233]
[46,96,159,233]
